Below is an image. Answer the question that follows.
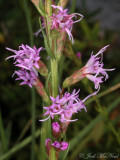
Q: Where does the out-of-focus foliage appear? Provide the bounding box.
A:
[0,0,120,160]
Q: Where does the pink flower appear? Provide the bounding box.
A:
[52,122,61,133]
[52,141,69,151]
[6,44,42,87]
[40,89,97,123]
[50,5,83,43]
[60,142,69,151]
[52,141,61,149]
[14,69,37,88]
[83,45,115,89]
[6,44,42,70]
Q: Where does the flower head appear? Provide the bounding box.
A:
[14,69,37,88]
[50,5,83,43]
[52,141,69,151]
[6,44,42,70]
[60,142,69,151]
[6,44,42,87]
[83,45,115,89]
[52,141,61,149]
[40,89,96,123]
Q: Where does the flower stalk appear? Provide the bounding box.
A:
[6,1,116,159]
[51,59,59,98]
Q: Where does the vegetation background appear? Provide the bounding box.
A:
[0,0,120,160]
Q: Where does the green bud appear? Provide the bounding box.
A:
[63,68,85,88]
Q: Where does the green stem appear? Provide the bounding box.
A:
[31,87,36,160]
[51,59,58,98]
[45,0,52,47]
[23,1,35,160]
[23,0,34,47]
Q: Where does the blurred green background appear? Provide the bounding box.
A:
[0,0,120,160]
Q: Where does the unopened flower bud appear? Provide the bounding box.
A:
[52,141,69,151]
[51,141,61,151]
[45,138,52,156]
[34,79,50,104]
[60,142,69,151]
[52,122,61,138]
[37,60,48,77]
[76,52,82,58]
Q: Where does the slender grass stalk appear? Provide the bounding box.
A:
[87,84,120,144]
[0,130,41,160]
[85,83,120,105]
[70,97,120,150]
[23,0,34,46]
[0,110,7,153]
[89,84,120,144]
[16,120,32,143]
[23,0,35,160]
[1,97,119,160]
[31,87,36,160]
[70,116,120,159]
[57,0,70,8]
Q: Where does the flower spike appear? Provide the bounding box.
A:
[50,5,83,43]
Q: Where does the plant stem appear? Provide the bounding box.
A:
[23,0,34,47]
[51,59,58,98]
[23,1,35,160]
[58,0,70,8]
[31,87,36,160]
[45,2,59,159]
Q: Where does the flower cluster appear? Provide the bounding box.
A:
[40,89,97,123]
[6,44,42,87]
[50,5,83,43]
[83,45,115,89]
[45,138,69,152]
